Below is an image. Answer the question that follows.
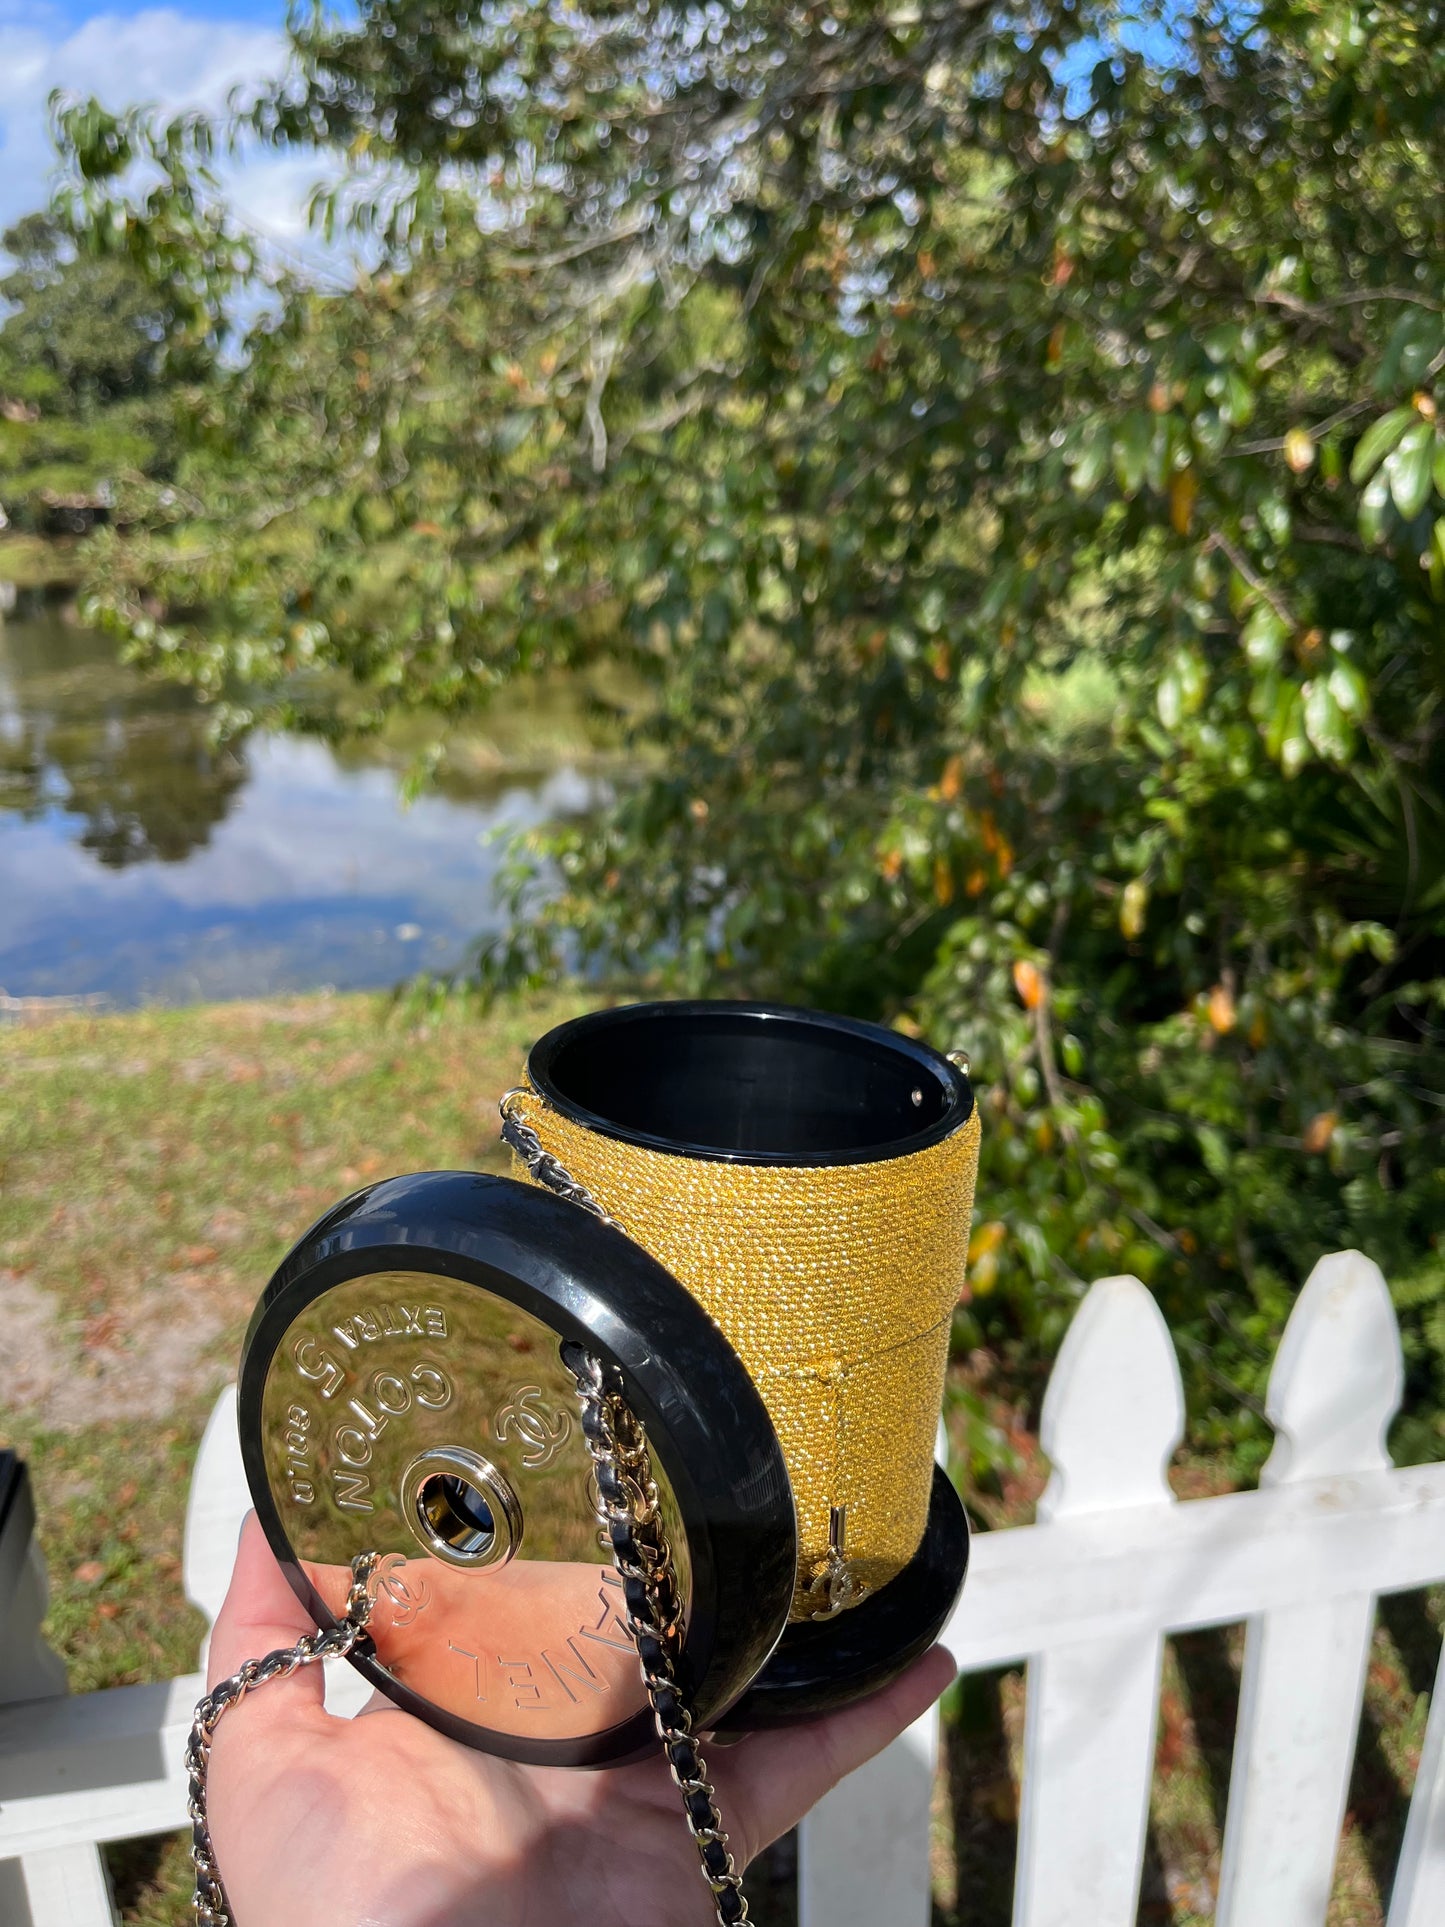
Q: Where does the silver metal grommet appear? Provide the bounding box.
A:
[400,1446,524,1571]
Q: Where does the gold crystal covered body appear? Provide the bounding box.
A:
[508,1088,980,1618]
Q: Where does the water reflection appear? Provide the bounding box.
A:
[0,615,248,866]
[0,613,595,1005]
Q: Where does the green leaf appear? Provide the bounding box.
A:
[1071,420,1110,493]
[1387,420,1435,518]
[1377,310,1445,391]
[1280,725,1310,778]
[1241,603,1288,667]
[1220,369,1255,429]
[1258,676,1310,774]
[1197,1125,1230,1178]
[1349,407,1414,485]
[1113,412,1152,496]
[1258,492,1290,544]
[1327,659,1367,721]
[1303,676,1351,762]
[1192,409,1228,458]
[1358,471,1391,546]
[1430,519,1445,600]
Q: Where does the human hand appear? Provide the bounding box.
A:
[203,1513,955,1927]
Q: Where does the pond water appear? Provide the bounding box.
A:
[0,612,599,1006]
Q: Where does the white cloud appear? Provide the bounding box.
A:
[0,8,332,266]
[0,734,585,1000]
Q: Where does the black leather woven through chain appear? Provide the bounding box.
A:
[564,1341,753,1927]
[506,1094,754,1926]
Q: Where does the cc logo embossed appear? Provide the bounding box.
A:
[494,1385,574,1470]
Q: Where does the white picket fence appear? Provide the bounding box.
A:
[3,1247,1445,1924]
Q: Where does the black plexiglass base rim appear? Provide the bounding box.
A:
[719,1463,968,1729]
[237,1171,798,1768]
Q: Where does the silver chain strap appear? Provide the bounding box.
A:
[187,1552,381,1926]
[187,1096,752,1926]
[565,1341,752,1927]
[499,1088,623,1226]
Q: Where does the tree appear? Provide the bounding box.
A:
[0,212,199,531]
[55,1,1445,1463]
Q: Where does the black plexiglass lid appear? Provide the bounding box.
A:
[528,1000,974,1166]
[238,1171,798,1766]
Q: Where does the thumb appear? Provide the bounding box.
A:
[716,1644,956,1863]
[205,1511,332,1723]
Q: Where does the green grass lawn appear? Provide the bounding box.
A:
[1,990,1437,1925]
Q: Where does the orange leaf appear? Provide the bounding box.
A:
[1169,467,1198,536]
[939,753,964,801]
[1295,626,1326,664]
[969,1248,1000,1295]
[1303,1110,1337,1153]
[970,1219,1008,1261]
[1207,985,1237,1034]
[1013,959,1045,1010]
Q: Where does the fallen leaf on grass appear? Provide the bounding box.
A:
[82,1312,122,1351]
[74,1560,106,1585]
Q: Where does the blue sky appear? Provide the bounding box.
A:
[0,0,312,242]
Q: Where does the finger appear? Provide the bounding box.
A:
[718,1644,957,1862]
[205,1511,326,1718]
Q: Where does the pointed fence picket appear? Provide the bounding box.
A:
[1214,1253,1404,1927]
[803,1250,1445,1926]
[3,1248,1445,1927]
